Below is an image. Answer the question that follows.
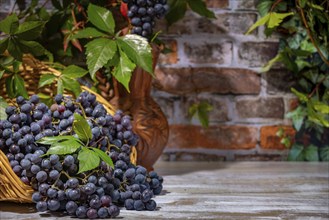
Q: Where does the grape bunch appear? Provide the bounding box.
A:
[122,0,169,38]
[0,92,163,218]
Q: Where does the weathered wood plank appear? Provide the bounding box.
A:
[0,162,328,219]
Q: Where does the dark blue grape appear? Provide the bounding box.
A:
[36,201,47,212]
[49,170,60,180]
[141,189,153,202]
[125,198,135,210]
[47,188,58,198]
[65,201,78,215]
[35,171,47,183]
[133,200,145,211]
[107,205,120,218]
[146,199,157,211]
[30,95,40,104]
[47,199,60,211]
[87,208,98,219]
[76,206,87,218]
[32,192,43,202]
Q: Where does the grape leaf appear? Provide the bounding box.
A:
[72,27,107,39]
[166,0,188,26]
[46,139,82,155]
[62,65,88,79]
[257,0,272,17]
[5,76,15,98]
[7,39,23,61]
[62,76,81,97]
[38,74,56,88]
[57,78,64,94]
[117,35,153,75]
[85,38,117,79]
[14,74,28,99]
[15,21,45,41]
[37,136,78,145]
[18,40,46,57]
[87,4,115,34]
[0,96,9,120]
[0,38,9,54]
[112,49,136,92]
[92,148,114,168]
[187,0,215,18]
[73,113,92,142]
[78,147,100,173]
[0,14,19,34]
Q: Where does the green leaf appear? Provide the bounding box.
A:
[245,13,270,35]
[92,148,114,168]
[261,53,282,72]
[87,4,115,34]
[313,102,329,114]
[257,0,273,17]
[37,136,78,145]
[117,35,153,74]
[197,101,213,128]
[14,74,28,99]
[78,147,100,173]
[287,144,304,161]
[5,76,15,98]
[38,74,56,88]
[62,76,81,97]
[18,40,46,57]
[291,88,308,103]
[267,12,294,28]
[57,78,64,94]
[46,139,82,155]
[304,145,319,161]
[8,39,23,61]
[187,0,215,18]
[319,146,329,161]
[85,38,117,79]
[286,106,306,131]
[166,0,188,26]
[300,0,307,8]
[62,65,88,79]
[104,51,120,68]
[15,21,45,40]
[112,50,136,92]
[72,27,107,39]
[0,96,9,120]
[0,14,19,34]
[0,38,9,54]
[73,113,92,143]
[188,104,198,119]
[0,70,4,79]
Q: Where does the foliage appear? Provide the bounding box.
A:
[38,113,114,174]
[249,0,329,161]
[188,101,213,128]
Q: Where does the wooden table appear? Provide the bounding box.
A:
[1,161,328,219]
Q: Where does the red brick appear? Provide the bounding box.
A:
[265,69,297,94]
[158,39,178,65]
[236,0,257,9]
[184,41,232,64]
[205,0,229,8]
[238,42,279,67]
[155,12,258,35]
[154,67,260,95]
[236,98,284,119]
[260,126,296,150]
[166,125,258,150]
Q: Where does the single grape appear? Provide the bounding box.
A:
[65,201,78,215]
[36,201,47,212]
[76,206,87,218]
[86,208,98,219]
[145,199,157,211]
[47,199,60,211]
[124,198,135,210]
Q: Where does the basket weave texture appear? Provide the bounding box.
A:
[0,55,137,203]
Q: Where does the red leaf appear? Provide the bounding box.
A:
[71,39,83,52]
[120,3,128,19]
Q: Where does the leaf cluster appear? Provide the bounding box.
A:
[249,0,329,161]
[38,113,114,174]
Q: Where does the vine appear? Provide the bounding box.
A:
[248,0,329,161]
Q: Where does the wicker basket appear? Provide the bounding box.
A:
[0,55,137,203]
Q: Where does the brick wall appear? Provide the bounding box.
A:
[0,0,296,161]
[153,0,297,161]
